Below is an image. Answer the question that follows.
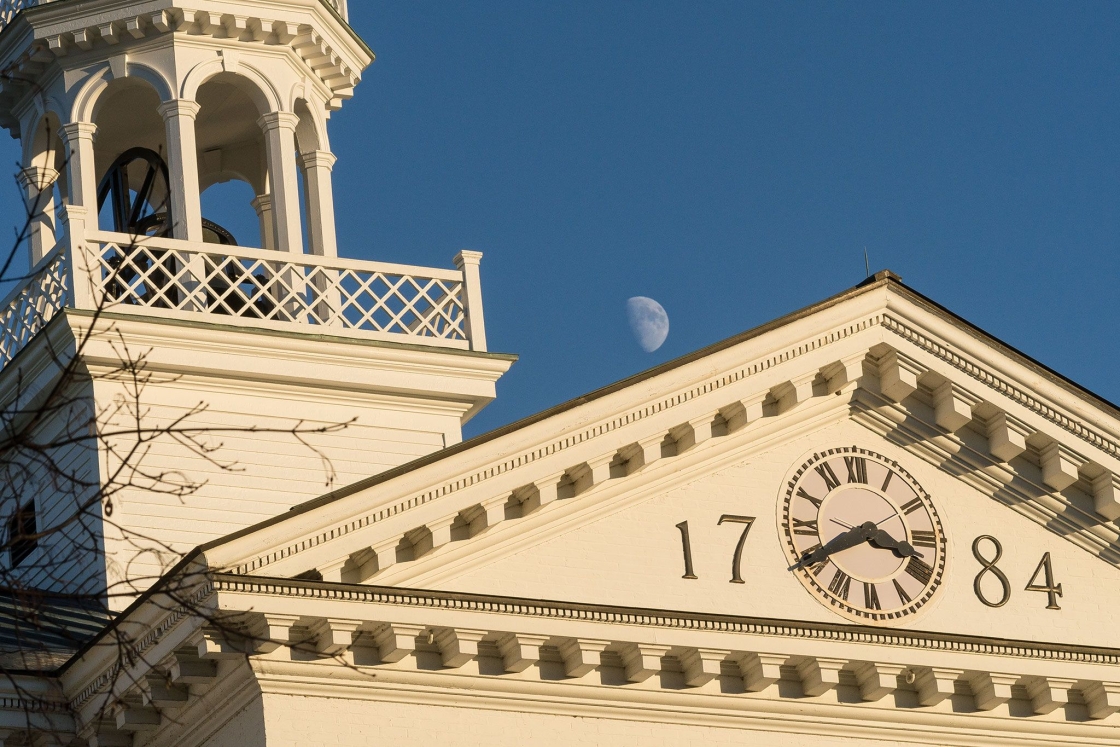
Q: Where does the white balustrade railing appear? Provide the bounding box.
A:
[88,232,473,348]
[0,246,68,368]
[0,233,482,373]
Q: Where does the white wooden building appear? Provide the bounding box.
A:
[2,0,1120,745]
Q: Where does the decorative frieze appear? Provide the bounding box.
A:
[435,628,486,668]
[796,656,845,697]
[167,651,216,686]
[139,676,188,710]
[619,435,666,474]
[1091,472,1120,521]
[720,392,768,433]
[113,699,160,732]
[877,349,926,402]
[738,652,786,692]
[914,666,962,706]
[372,623,424,664]
[822,353,866,395]
[22,8,361,107]
[308,618,362,656]
[769,374,817,414]
[678,648,726,687]
[263,326,1120,584]
[851,661,907,702]
[969,672,1019,711]
[497,633,549,673]
[81,592,1120,732]
[1083,681,1120,719]
[619,643,671,683]
[557,639,610,677]
[670,415,717,452]
[932,380,982,432]
[1023,676,1077,715]
[566,455,615,497]
[986,412,1032,462]
[1040,442,1085,492]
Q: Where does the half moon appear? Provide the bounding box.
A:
[626,296,670,353]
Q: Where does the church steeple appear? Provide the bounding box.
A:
[0,0,509,606]
[1,0,365,256]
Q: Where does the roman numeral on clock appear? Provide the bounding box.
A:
[799,544,829,576]
[863,582,881,610]
[792,518,819,535]
[827,568,851,599]
[815,462,841,491]
[844,456,867,484]
[796,487,823,509]
[899,497,923,515]
[905,556,933,585]
[910,530,937,548]
[892,578,912,605]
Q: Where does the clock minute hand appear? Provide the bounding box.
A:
[792,522,876,570]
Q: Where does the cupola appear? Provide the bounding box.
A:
[0,0,511,606]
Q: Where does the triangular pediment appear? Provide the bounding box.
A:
[202,274,1120,650]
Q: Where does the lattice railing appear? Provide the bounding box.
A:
[89,234,470,347]
[0,248,69,368]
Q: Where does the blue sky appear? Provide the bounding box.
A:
[5,2,1120,437]
[331,2,1120,437]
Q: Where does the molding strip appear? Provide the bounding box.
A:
[214,575,1120,665]
[882,314,1120,460]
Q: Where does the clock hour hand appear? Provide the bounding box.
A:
[792,521,876,570]
[867,528,923,559]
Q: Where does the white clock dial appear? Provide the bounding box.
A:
[780,447,946,624]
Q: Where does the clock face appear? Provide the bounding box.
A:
[780,447,946,624]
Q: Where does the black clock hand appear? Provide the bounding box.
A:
[867,528,923,559]
[792,522,876,569]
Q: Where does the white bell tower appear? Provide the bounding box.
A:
[0,0,511,607]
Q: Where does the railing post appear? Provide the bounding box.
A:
[59,207,96,310]
[454,250,487,352]
[59,121,100,311]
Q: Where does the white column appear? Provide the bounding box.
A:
[251,194,275,250]
[59,122,98,219]
[17,166,59,267]
[58,122,99,309]
[454,250,487,351]
[299,150,338,257]
[258,112,303,253]
[157,100,203,242]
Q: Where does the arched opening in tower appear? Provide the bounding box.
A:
[91,78,171,237]
[195,73,270,249]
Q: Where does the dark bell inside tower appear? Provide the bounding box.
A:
[96,147,237,245]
